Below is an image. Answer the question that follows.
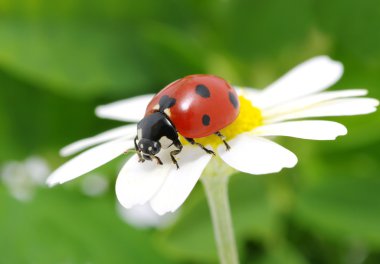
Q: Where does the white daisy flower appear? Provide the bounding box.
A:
[47,56,378,215]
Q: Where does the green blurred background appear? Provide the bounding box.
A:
[1,0,379,263]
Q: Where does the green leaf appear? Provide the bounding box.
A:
[0,0,207,97]
[0,187,174,264]
[0,70,105,160]
[255,244,308,264]
[295,177,380,247]
[0,18,147,97]
[315,0,380,61]
[213,0,312,62]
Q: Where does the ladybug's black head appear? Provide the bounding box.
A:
[137,138,161,157]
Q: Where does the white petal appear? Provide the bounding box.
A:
[95,94,154,122]
[256,56,343,108]
[234,86,261,95]
[263,89,368,118]
[219,134,297,175]
[252,120,347,140]
[235,86,264,106]
[47,139,133,186]
[116,155,172,209]
[60,124,137,157]
[150,146,212,215]
[265,98,379,123]
[116,202,177,229]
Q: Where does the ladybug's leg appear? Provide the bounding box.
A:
[170,141,183,169]
[215,131,231,151]
[151,155,163,165]
[185,137,215,155]
[134,136,145,162]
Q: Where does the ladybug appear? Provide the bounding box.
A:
[134,74,240,168]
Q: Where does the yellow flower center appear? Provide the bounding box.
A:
[180,96,262,149]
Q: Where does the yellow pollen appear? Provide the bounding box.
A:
[180,96,262,149]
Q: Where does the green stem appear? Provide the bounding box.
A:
[201,174,239,264]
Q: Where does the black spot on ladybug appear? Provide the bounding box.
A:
[195,84,210,98]
[159,95,176,112]
[202,114,210,126]
[229,92,238,109]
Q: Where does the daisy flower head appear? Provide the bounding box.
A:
[47,56,378,216]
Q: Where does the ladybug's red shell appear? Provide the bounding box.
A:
[145,74,240,138]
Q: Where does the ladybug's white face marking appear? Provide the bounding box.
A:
[164,108,171,117]
[139,143,144,149]
[137,128,143,140]
[159,136,173,149]
[148,146,153,151]
[153,104,159,111]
